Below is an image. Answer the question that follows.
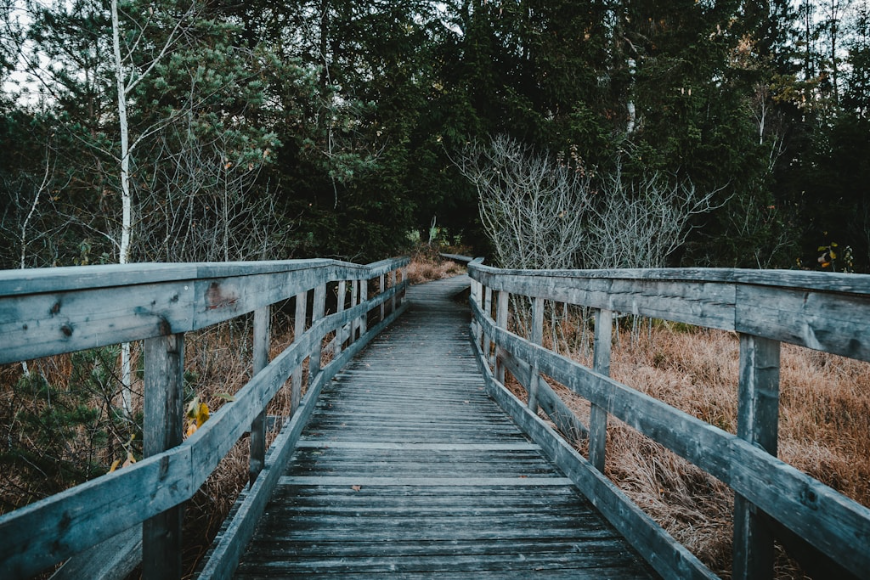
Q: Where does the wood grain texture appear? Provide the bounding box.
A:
[733,333,780,580]
[0,261,409,579]
[473,301,870,578]
[0,257,408,364]
[197,300,410,580]
[230,276,656,579]
[473,335,715,580]
[469,263,870,361]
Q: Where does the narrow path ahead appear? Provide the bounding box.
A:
[234,276,655,579]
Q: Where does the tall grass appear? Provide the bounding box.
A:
[519,313,870,579]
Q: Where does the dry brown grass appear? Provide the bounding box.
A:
[406,245,466,285]
[522,319,870,579]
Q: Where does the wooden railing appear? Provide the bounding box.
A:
[0,257,409,580]
[468,261,870,580]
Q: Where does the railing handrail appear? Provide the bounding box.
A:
[0,257,411,580]
[471,263,870,363]
[468,262,870,580]
[0,258,409,365]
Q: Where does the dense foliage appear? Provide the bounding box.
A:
[0,0,868,269]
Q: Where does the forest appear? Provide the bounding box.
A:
[1,0,869,270]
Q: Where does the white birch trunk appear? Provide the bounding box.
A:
[112,0,133,417]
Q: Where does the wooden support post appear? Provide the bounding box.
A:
[249,306,269,484]
[484,286,493,364]
[350,280,359,343]
[495,290,509,383]
[528,296,544,414]
[379,274,385,322]
[471,280,483,345]
[733,334,781,580]
[359,278,368,336]
[589,309,612,473]
[336,280,346,356]
[291,291,307,416]
[142,333,185,580]
[309,284,326,382]
[399,266,407,305]
[390,269,397,315]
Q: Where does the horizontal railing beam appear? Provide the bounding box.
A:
[471,299,870,578]
[0,262,409,579]
[470,264,870,362]
[0,257,409,365]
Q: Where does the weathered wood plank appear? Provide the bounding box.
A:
[471,267,737,331]
[229,277,655,580]
[291,291,307,416]
[197,301,410,580]
[142,333,185,580]
[0,446,193,580]
[473,300,870,578]
[0,258,409,365]
[471,334,715,580]
[249,307,270,483]
[589,309,612,473]
[735,285,870,362]
[49,524,141,580]
[733,334,780,580]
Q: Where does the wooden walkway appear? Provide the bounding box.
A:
[233,276,656,579]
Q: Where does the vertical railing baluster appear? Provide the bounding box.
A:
[471,279,483,345]
[484,286,493,365]
[309,284,326,382]
[350,280,359,343]
[495,290,509,383]
[528,296,544,413]
[249,306,270,483]
[291,291,307,416]
[336,280,346,356]
[390,269,397,315]
[733,334,781,580]
[589,309,612,473]
[359,277,368,336]
[379,274,386,322]
[142,333,185,580]
[400,265,408,305]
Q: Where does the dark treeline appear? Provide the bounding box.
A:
[1,0,868,270]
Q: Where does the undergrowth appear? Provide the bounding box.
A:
[502,310,870,579]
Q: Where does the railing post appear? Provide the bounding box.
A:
[495,290,509,383]
[359,277,368,336]
[350,280,359,343]
[528,296,544,413]
[336,280,347,356]
[249,306,269,483]
[589,309,612,473]
[379,274,385,322]
[484,286,493,364]
[309,284,326,382]
[142,332,185,580]
[291,291,307,416]
[390,269,397,315]
[400,265,408,305]
[471,279,483,345]
[733,334,781,580]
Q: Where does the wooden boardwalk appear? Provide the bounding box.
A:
[234,276,656,579]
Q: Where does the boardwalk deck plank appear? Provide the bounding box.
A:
[233,276,656,579]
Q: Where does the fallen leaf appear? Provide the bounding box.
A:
[122,451,137,469]
[109,458,121,473]
[351,485,362,491]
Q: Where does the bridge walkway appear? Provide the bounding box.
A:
[232,276,656,579]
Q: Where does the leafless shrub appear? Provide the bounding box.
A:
[454,134,591,270]
[583,162,720,269]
